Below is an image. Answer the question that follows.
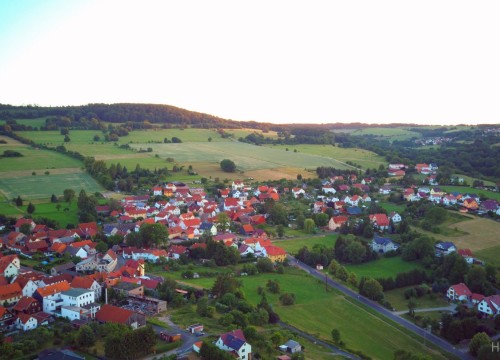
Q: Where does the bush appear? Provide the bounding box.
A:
[279,293,296,306]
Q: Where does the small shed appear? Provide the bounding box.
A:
[283,339,302,353]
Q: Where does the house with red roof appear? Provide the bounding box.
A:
[457,249,474,264]
[0,306,15,332]
[95,304,146,329]
[0,254,20,279]
[15,218,36,233]
[16,313,38,331]
[328,216,348,231]
[12,296,42,314]
[264,245,286,263]
[0,282,22,305]
[369,214,390,231]
[447,283,472,301]
[477,295,500,316]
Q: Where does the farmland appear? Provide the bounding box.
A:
[349,127,422,141]
[265,144,386,169]
[173,267,446,360]
[14,129,384,181]
[0,171,103,200]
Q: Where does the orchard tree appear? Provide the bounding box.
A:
[63,189,75,204]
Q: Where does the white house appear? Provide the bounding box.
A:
[447,283,472,301]
[389,212,402,223]
[322,185,336,194]
[0,255,20,278]
[215,329,252,360]
[16,314,37,331]
[291,188,305,198]
[61,288,95,308]
[371,237,399,254]
[435,242,457,256]
[477,295,500,316]
[19,279,38,298]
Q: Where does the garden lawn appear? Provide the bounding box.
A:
[384,286,449,311]
[18,201,80,228]
[378,201,407,214]
[272,234,338,255]
[345,257,424,279]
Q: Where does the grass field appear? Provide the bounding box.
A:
[170,267,446,359]
[265,144,386,169]
[384,286,449,311]
[0,171,103,200]
[0,145,82,171]
[378,201,407,214]
[15,129,374,180]
[272,234,338,254]
[350,127,422,141]
[0,117,49,129]
[412,213,500,267]
[345,257,424,279]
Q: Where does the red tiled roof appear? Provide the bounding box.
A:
[0,255,19,273]
[0,282,22,300]
[264,245,286,257]
[71,277,95,289]
[96,304,134,324]
[451,283,472,297]
[13,296,39,312]
[36,281,70,297]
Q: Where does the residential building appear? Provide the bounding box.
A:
[371,237,399,254]
[215,329,252,360]
[447,283,472,301]
[95,304,146,329]
[477,295,500,316]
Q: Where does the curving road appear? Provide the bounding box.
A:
[288,255,472,360]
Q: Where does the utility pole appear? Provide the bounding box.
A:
[325,273,328,292]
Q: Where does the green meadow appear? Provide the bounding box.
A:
[272,234,338,255]
[345,257,424,279]
[0,145,82,171]
[350,127,422,141]
[0,171,103,200]
[171,267,446,360]
[266,144,386,169]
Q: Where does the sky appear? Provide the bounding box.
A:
[0,0,499,125]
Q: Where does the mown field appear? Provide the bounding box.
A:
[172,267,446,360]
[345,257,424,279]
[272,234,338,255]
[0,171,103,200]
[264,144,386,169]
[350,127,422,141]
[14,129,380,181]
[0,117,49,129]
[413,212,500,267]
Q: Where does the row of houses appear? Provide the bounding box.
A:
[447,283,500,317]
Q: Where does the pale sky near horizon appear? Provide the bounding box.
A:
[1,0,499,125]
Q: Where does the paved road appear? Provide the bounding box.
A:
[288,255,472,360]
[145,315,205,359]
[393,305,457,316]
[279,321,359,359]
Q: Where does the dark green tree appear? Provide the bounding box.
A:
[220,159,236,172]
